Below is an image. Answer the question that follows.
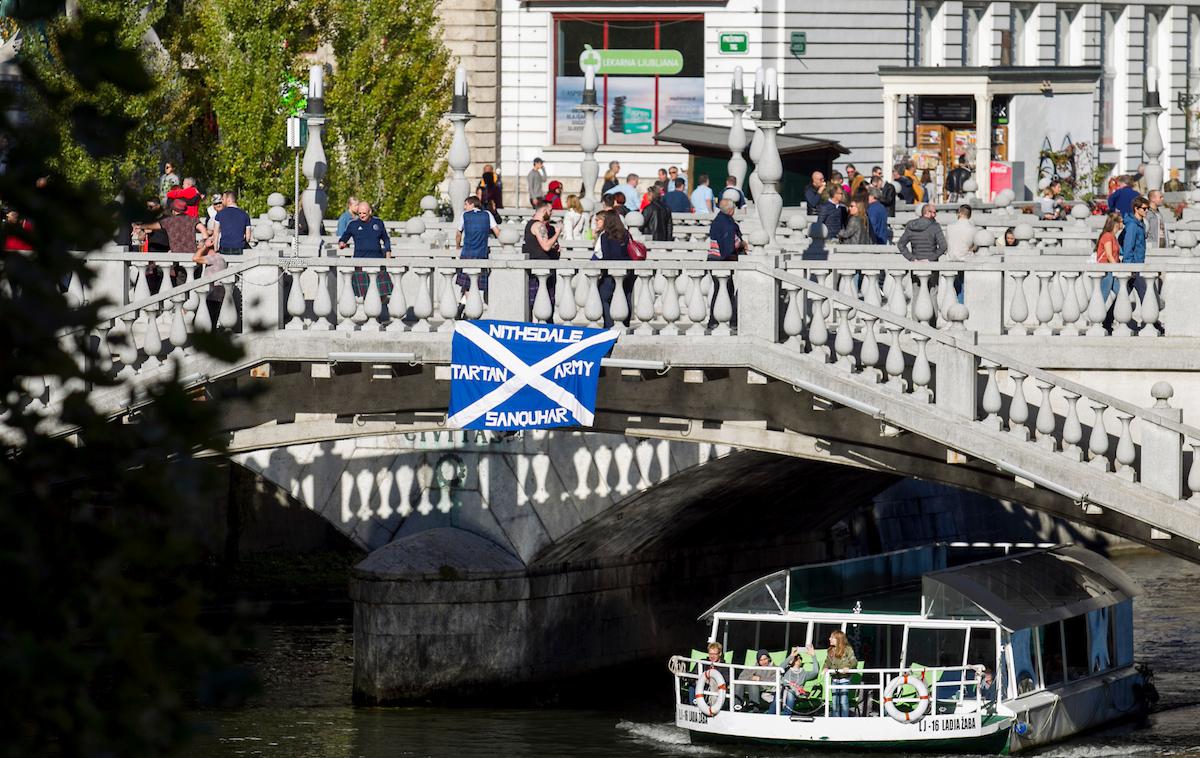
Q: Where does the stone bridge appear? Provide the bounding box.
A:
[25,235,1200,564]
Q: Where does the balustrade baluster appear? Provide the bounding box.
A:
[1115,412,1136,480]
[833,302,855,372]
[532,270,553,323]
[1061,390,1084,460]
[584,271,604,325]
[364,268,385,330]
[557,269,578,323]
[193,283,213,333]
[411,268,433,331]
[1034,380,1056,450]
[66,270,85,308]
[132,260,151,304]
[574,270,589,309]
[336,270,357,330]
[861,270,882,309]
[1088,401,1111,470]
[912,271,934,326]
[1034,272,1054,335]
[465,271,485,319]
[884,323,906,392]
[286,268,306,329]
[1138,273,1160,337]
[937,271,955,323]
[782,284,804,349]
[859,314,881,383]
[1085,272,1107,336]
[385,265,408,332]
[660,270,682,335]
[93,323,114,376]
[1074,271,1091,315]
[686,271,707,334]
[1007,271,1030,335]
[217,277,239,331]
[437,271,460,330]
[1049,272,1065,319]
[1059,272,1081,335]
[169,294,188,350]
[981,360,1002,429]
[911,334,931,402]
[886,271,908,318]
[807,293,829,360]
[310,267,333,330]
[1188,440,1200,503]
[1007,369,1030,440]
[117,313,139,375]
[634,270,655,334]
[711,271,733,335]
[1111,273,1132,336]
[822,271,836,319]
[607,268,631,329]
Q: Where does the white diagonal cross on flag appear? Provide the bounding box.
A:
[446,321,618,429]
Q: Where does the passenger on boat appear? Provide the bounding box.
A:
[781,647,819,716]
[688,642,731,704]
[740,649,776,713]
[814,631,858,717]
[979,668,997,704]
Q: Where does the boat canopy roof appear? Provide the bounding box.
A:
[701,544,1002,619]
[701,544,1138,627]
[921,544,1140,631]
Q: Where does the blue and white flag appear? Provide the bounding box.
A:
[447,320,619,431]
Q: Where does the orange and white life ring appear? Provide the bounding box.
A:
[694,667,727,716]
[882,672,931,723]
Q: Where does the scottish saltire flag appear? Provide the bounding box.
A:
[447,320,619,430]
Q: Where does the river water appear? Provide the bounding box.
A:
[183,549,1200,757]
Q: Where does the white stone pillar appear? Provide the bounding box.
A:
[447,66,473,227]
[300,65,328,253]
[975,92,992,201]
[882,92,899,179]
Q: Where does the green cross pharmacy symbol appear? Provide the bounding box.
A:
[580,46,601,74]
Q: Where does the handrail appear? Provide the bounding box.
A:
[771,265,1200,443]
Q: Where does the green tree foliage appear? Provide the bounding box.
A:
[185,0,319,211]
[323,0,452,219]
[0,5,251,756]
[15,0,196,191]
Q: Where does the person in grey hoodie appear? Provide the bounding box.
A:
[897,203,947,261]
[781,646,819,716]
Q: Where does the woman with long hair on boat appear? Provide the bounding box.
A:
[781,647,819,716]
[807,631,858,717]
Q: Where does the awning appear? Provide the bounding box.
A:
[921,545,1141,632]
[654,120,849,157]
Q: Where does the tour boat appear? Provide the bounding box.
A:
[669,544,1156,753]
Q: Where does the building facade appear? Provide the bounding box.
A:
[441,0,1200,204]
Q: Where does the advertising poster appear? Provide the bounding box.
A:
[554,76,585,145]
[605,77,656,145]
[658,77,705,126]
[989,161,1013,201]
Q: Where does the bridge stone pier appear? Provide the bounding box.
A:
[19,192,1200,700]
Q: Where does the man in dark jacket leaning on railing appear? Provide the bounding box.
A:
[897,203,947,262]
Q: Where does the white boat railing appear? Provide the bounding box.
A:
[670,655,988,720]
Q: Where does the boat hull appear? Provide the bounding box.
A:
[677,705,1013,754]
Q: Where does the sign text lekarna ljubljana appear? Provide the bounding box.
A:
[579,45,683,76]
[447,320,619,431]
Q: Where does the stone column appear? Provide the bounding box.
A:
[974,92,992,201]
[882,93,899,183]
[300,65,328,255]
[447,66,474,228]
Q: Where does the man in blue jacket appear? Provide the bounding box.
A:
[338,201,393,298]
[866,188,891,244]
[707,198,745,328]
[817,186,847,238]
[1107,175,1138,216]
[1120,196,1158,334]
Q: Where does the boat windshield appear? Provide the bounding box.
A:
[700,570,787,617]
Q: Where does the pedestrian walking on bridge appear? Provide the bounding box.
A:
[338,201,393,298]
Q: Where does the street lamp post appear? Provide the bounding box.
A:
[755,68,785,248]
[747,67,765,205]
[577,61,602,210]
[447,66,474,227]
[1143,66,1166,192]
[300,65,327,251]
[726,66,749,191]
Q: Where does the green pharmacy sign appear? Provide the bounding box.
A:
[579,45,683,76]
[719,32,749,55]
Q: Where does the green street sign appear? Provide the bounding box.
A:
[719,32,749,55]
[579,45,683,76]
[790,31,807,57]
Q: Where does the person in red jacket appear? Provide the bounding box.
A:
[543,179,564,210]
[166,177,204,218]
[2,208,33,252]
